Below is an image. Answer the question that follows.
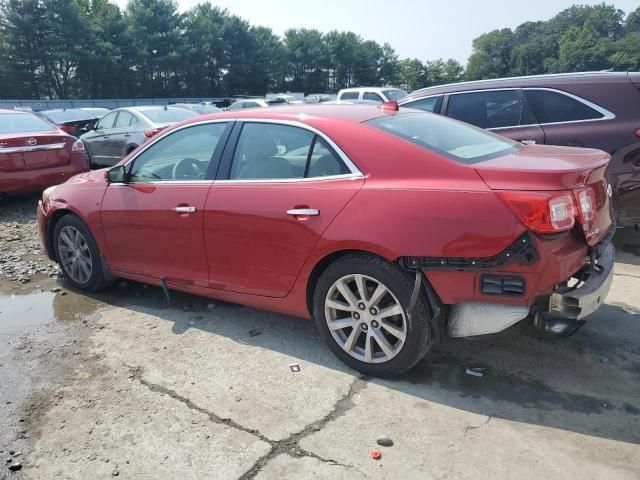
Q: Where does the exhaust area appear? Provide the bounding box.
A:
[448,302,529,337]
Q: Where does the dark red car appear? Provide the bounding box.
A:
[37,104,614,376]
[0,109,90,196]
[399,71,640,228]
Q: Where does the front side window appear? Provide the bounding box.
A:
[363,92,384,103]
[96,112,118,130]
[366,113,521,164]
[402,96,442,113]
[229,123,348,180]
[446,90,535,129]
[340,91,359,100]
[0,113,56,133]
[523,89,604,124]
[129,123,227,182]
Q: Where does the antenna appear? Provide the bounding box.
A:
[610,48,628,71]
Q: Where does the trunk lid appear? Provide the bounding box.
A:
[474,144,612,245]
[0,132,71,173]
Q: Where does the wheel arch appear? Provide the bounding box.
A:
[46,208,75,262]
[305,248,396,316]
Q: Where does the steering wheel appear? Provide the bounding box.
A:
[172,157,205,180]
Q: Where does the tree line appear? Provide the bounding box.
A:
[0,0,638,100]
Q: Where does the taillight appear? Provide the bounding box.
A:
[59,125,76,134]
[636,128,640,138]
[71,139,85,152]
[498,191,576,233]
[144,128,163,138]
[574,187,595,223]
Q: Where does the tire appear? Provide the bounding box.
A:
[313,253,434,377]
[53,214,109,292]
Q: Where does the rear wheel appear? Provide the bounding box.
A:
[313,253,434,377]
[53,214,109,292]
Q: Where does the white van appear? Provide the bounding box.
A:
[336,87,408,103]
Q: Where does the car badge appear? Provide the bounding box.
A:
[27,137,37,146]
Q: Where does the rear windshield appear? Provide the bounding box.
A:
[40,110,93,123]
[366,112,520,164]
[140,107,196,124]
[383,89,408,101]
[0,113,56,134]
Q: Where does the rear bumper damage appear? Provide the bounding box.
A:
[547,241,615,320]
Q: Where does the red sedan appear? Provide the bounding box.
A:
[37,103,615,376]
[0,109,90,195]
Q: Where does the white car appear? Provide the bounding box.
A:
[227,99,270,111]
[336,87,408,103]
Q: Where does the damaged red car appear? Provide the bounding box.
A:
[0,109,90,196]
[37,103,615,376]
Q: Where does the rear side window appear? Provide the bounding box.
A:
[523,89,604,123]
[446,90,535,129]
[366,113,521,164]
[363,92,383,103]
[115,112,134,128]
[229,123,348,180]
[340,92,359,100]
[402,96,442,113]
[0,113,55,133]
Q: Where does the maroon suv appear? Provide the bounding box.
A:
[399,71,640,227]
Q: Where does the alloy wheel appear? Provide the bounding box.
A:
[57,225,93,284]
[324,274,407,364]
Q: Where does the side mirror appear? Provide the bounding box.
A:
[106,164,127,184]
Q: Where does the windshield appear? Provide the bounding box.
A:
[0,113,57,134]
[140,107,197,124]
[383,89,408,101]
[40,110,93,123]
[366,112,520,164]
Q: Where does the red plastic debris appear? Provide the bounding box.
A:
[370,449,382,460]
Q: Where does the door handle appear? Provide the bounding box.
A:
[519,139,536,145]
[287,208,319,216]
[173,206,197,213]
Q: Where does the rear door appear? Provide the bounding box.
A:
[445,89,546,145]
[522,88,613,150]
[204,121,364,297]
[108,111,136,160]
[85,111,118,165]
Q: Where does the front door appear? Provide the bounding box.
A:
[205,121,364,297]
[101,121,232,285]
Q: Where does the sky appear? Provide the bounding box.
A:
[112,0,639,64]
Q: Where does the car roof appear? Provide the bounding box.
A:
[405,71,635,99]
[339,87,400,93]
[122,105,185,112]
[185,104,394,125]
[0,109,31,115]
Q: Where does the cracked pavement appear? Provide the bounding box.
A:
[1,197,640,479]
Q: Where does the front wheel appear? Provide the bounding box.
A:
[53,214,109,292]
[313,253,434,377]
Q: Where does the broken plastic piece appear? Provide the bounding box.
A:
[622,307,640,315]
[465,367,485,377]
[370,449,382,460]
[289,363,300,372]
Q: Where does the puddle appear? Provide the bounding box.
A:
[0,277,103,335]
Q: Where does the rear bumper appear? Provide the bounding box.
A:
[548,241,614,319]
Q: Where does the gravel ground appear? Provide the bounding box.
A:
[1,196,640,480]
[0,196,59,283]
